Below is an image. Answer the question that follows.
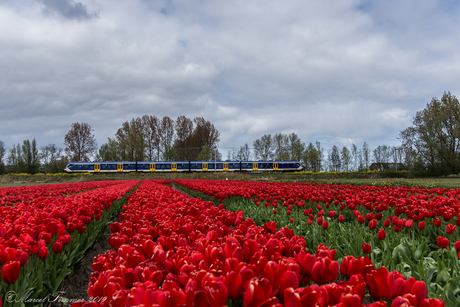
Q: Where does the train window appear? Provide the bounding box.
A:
[101,164,106,170]
[89,165,94,170]
[217,163,223,168]
[78,165,82,168]
[268,163,273,168]
[242,163,247,167]
[197,164,201,168]
[83,165,88,169]
[209,163,215,168]
[167,164,171,169]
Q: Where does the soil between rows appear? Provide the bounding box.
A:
[50,223,116,307]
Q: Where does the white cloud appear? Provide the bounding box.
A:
[0,0,459,156]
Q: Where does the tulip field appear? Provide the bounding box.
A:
[1,178,459,306]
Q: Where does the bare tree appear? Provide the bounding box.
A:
[351,143,358,171]
[64,122,97,161]
[116,117,145,162]
[237,143,251,161]
[0,141,5,173]
[40,144,63,173]
[174,116,194,160]
[159,116,175,160]
[253,134,274,160]
[273,133,289,160]
[362,142,370,170]
[142,115,160,161]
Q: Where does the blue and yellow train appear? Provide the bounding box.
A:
[64,160,303,173]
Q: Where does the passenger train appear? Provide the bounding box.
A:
[64,160,303,173]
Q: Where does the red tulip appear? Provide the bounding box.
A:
[437,236,449,249]
[338,215,344,222]
[362,243,371,254]
[52,241,63,254]
[433,218,441,227]
[1,261,20,284]
[419,298,445,307]
[446,224,456,234]
[38,246,48,260]
[243,277,275,307]
[310,257,339,285]
[377,229,386,240]
[340,255,375,278]
[322,221,328,229]
[366,267,407,301]
[339,293,362,307]
[418,221,426,230]
[369,219,377,230]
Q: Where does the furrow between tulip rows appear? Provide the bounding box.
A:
[0,180,141,305]
[74,180,443,307]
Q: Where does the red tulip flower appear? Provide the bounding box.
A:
[377,229,386,240]
[322,221,328,230]
[369,219,377,230]
[38,246,48,260]
[362,243,371,254]
[446,224,456,234]
[338,215,344,222]
[52,241,63,254]
[433,218,441,227]
[1,261,20,284]
[366,267,406,301]
[437,236,449,249]
[384,219,391,227]
[418,221,426,230]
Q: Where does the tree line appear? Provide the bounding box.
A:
[1,91,459,175]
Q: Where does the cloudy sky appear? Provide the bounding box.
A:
[1,0,459,156]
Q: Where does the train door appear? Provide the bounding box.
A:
[117,164,123,172]
[203,163,208,171]
[94,164,100,172]
[172,163,177,171]
[253,163,258,171]
[150,163,155,172]
[223,163,228,171]
[274,162,278,171]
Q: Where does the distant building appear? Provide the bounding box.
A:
[369,163,406,171]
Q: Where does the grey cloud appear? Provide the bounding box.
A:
[39,0,99,20]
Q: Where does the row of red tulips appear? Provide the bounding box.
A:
[173,179,460,305]
[74,180,443,306]
[0,180,128,206]
[0,180,141,305]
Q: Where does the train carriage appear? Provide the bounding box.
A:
[65,160,303,173]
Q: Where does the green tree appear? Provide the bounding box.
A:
[197,145,212,161]
[329,145,341,172]
[400,92,460,175]
[341,146,352,172]
[21,139,40,174]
